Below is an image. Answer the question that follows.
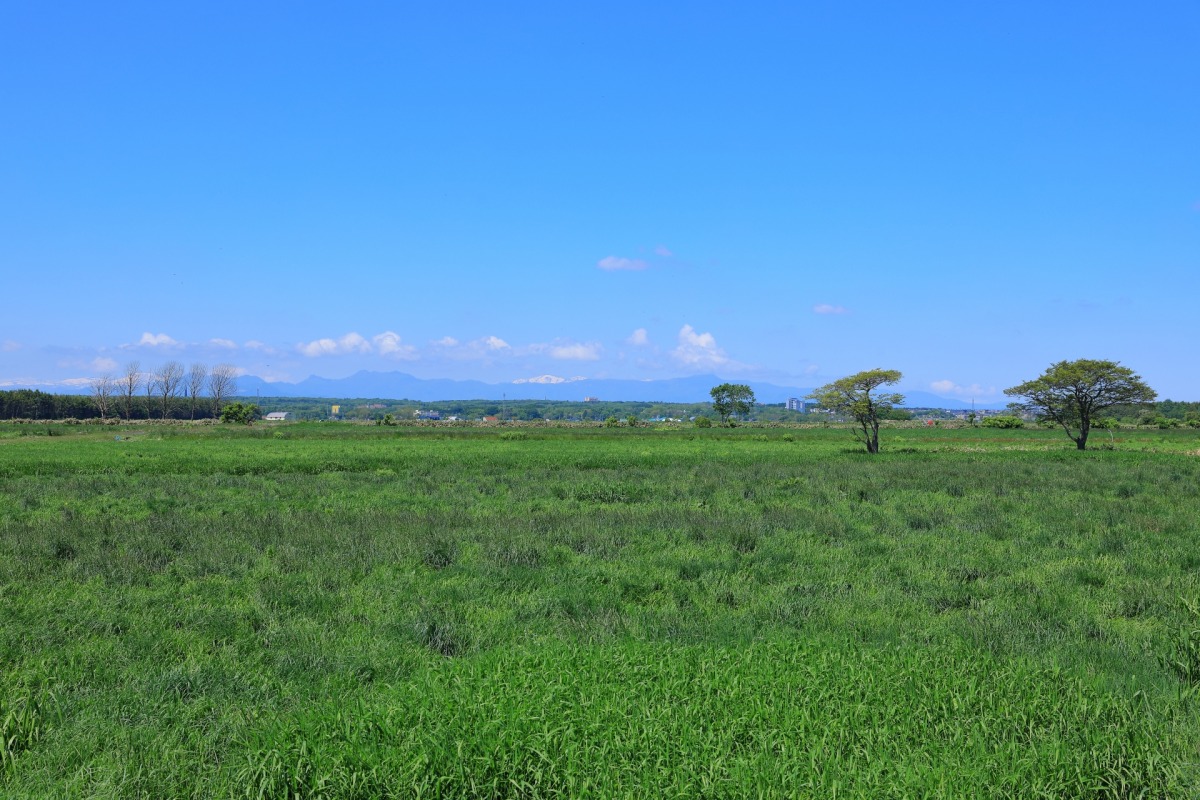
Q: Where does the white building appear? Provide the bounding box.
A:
[786,398,806,412]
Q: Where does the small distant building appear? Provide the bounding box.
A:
[414,410,441,420]
[786,398,806,412]
[483,415,499,422]
[583,396,599,402]
[264,411,289,421]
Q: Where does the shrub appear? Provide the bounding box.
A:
[694,416,713,429]
[220,402,260,425]
[604,416,621,428]
[981,416,1024,429]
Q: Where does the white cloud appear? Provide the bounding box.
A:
[373,331,418,359]
[813,304,849,315]
[626,328,650,346]
[597,255,648,271]
[298,339,338,357]
[297,332,372,357]
[931,380,998,399]
[209,338,238,349]
[549,342,602,361]
[1,340,20,352]
[427,335,513,361]
[654,245,674,257]
[92,357,119,371]
[672,324,729,368]
[138,332,180,347]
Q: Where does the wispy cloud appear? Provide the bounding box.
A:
[813,304,849,315]
[597,255,648,271]
[244,340,279,356]
[654,245,674,257]
[92,357,118,372]
[626,328,650,346]
[671,324,729,368]
[431,336,459,347]
[209,338,238,349]
[547,342,602,361]
[297,332,372,357]
[1,340,20,352]
[931,379,998,399]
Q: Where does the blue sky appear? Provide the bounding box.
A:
[2,2,1197,400]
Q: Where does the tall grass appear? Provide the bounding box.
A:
[1,423,1198,796]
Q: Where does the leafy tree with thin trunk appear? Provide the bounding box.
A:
[186,363,208,420]
[208,364,239,417]
[1004,359,1156,450]
[709,383,755,425]
[154,361,184,420]
[119,361,141,420]
[808,369,904,454]
[89,374,115,419]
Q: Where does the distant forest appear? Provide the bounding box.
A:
[3,389,1198,424]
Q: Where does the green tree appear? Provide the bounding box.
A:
[1004,359,1156,450]
[220,401,260,425]
[808,369,904,454]
[709,383,755,425]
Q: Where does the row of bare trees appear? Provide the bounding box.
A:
[90,362,239,420]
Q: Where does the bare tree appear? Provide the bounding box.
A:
[145,369,158,419]
[120,361,142,420]
[154,361,185,420]
[90,374,115,419]
[186,363,208,420]
[208,363,239,416]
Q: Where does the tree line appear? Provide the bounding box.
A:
[0,362,239,420]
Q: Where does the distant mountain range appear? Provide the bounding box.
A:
[228,370,1002,409]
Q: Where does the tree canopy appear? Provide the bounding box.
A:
[1004,359,1156,450]
[709,383,755,425]
[219,401,261,425]
[808,369,904,454]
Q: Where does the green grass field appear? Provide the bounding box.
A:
[3,422,1200,797]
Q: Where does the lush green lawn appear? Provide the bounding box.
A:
[2,423,1199,797]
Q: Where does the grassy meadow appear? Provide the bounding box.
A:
[2,421,1200,797]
